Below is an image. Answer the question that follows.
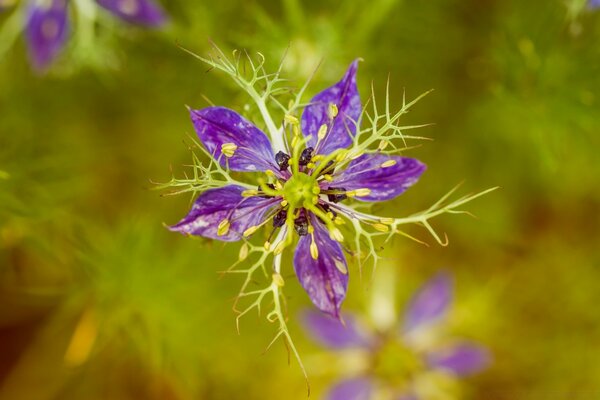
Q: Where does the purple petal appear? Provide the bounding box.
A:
[330,153,426,202]
[190,107,277,173]
[96,0,166,26]
[301,60,361,155]
[25,0,70,71]
[427,343,491,376]
[589,0,600,9]
[301,310,372,349]
[403,272,452,333]
[327,378,373,400]
[168,185,276,242]
[294,215,348,318]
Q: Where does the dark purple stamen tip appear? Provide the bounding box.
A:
[273,209,287,228]
[299,147,314,167]
[275,151,291,171]
[327,187,348,203]
[294,215,309,236]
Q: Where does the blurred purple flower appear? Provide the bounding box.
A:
[302,272,490,399]
[170,61,426,318]
[589,0,600,9]
[15,0,167,71]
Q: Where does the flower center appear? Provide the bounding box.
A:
[371,338,424,386]
[282,172,320,209]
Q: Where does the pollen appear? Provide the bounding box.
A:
[221,143,238,158]
[264,241,271,251]
[380,217,395,225]
[238,243,249,261]
[334,259,348,274]
[349,188,371,197]
[284,114,299,125]
[329,228,344,242]
[272,273,285,287]
[381,160,397,168]
[217,219,230,236]
[242,189,259,197]
[378,140,390,150]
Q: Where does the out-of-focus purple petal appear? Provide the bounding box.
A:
[168,185,276,242]
[96,0,166,26]
[403,272,452,333]
[190,107,278,173]
[427,343,491,376]
[330,153,426,202]
[301,310,373,349]
[327,378,373,400]
[25,0,69,71]
[294,215,348,318]
[301,60,361,155]
[588,0,600,9]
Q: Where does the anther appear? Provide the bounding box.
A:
[327,187,348,203]
[317,124,328,140]
[275,151,291,171]
[381,160,397,168]
[221,143,237,158]
[328,103,339,119]
[310,241,319,259]
[258,183,275,198]
[273,209,287,228]
[299,147,314,166]
[217,219,230,236]
[294,215,309,236]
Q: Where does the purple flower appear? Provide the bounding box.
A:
[17,0,167,71]
[169,61,426,318]
[589,0,600,9]
[302,273,490,399]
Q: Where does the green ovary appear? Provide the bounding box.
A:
[282,172,320,209]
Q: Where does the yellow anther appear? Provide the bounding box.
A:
[378,140,390,150]
[217,219,230,236]
[312,186,321,195]
[221,143,237,158]
[322,174,333,182]
[243,225,259,237]
[317,124,328,140]
[280,200,288,207]
[334,259,348,274]
[373,223,390,233]
[330,228,344,242]
[381,160,397,168]
[335,150,348,162]
[350,151,364,160]
[265,169,275,177]
[291,135,299,148]
[334,217,346,225]
[380,217,395,225]
[351,188,372,197]
[284,114,299,125]
[264,241,271,251]
[307,162,316,169]
[328,103,339,119]
[242,189,259,197]
[238,243,249,261]
[307,225,315,234]
[327,212,335,220]
[310,241,319,259]
[272,273,285,287]
[312,196,319,205]
[312,155,324,162]
[274,181,283,190]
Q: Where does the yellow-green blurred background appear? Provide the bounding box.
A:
[1,0,599,399]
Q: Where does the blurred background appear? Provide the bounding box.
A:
[1,0,599,399]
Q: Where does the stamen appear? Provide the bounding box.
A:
[334,259,348,274]
[322,174,333,182]
[243,225,260,237]
[373,223,390,233]
[380,217,395,225]
[328,103,339,119]
[264,241,271,250]
[329,227,344,242]
[265,170,275,177]
[381,160,397,168]
[217,219,230,236]
[242,189,259,197]
[272,273,285,287]
[280,200,288,207]
[284,114,299,125]
[317,124,328,140]
[310,240,319,260]
[275,151,291,171]
[348,188,371,197]
[221,143,237,158]
[238,243,249,261]
[378,140,390,150]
